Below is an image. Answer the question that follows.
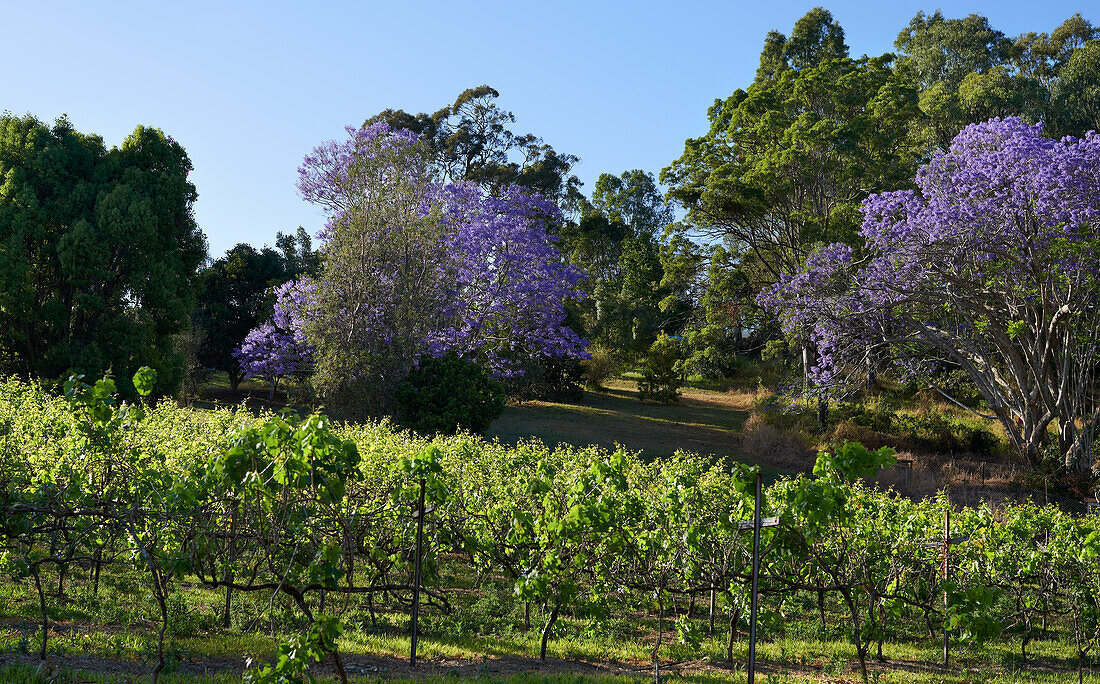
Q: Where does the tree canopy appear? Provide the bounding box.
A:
[0,114,206,396]
[282,122,586,415]
[366,85,582,211]
[761,117,1100,471]
[895,11,1100,147]
[663,9,923,290]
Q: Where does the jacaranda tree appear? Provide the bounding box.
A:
[281,122,585,415]
[760,117,1100,473]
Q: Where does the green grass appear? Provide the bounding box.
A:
[4,557,1100,684]
[487,379,752,464]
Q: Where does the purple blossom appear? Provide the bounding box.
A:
[759,117,1100,462]
[292,123,588,381]
[234,319,314,399]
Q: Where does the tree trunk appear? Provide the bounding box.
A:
[802,345,811,393]
[540,601,560,662]
[840,587,869,683]
[152,578,168,684]
[865,345,877,393]
[726,606,740,663]
[33,564,48,661]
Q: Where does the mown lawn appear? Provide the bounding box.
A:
[487,379,754,464]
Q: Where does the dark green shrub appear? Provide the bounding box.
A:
[638,334,685,404]
[395,353,505,435]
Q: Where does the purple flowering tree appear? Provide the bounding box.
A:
[434,182,587,375]
[291,123,586,414]
[761,117,1100,471]
[234,317,314,401]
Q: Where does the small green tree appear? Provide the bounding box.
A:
[638,333,685,404]
[395,353,505,435]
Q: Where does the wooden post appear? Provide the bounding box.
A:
[736,473,780,684]
[748,473,762,684]
[410,479,426,666]
[943,508,949,667]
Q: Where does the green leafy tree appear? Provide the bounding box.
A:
[664,9,921,387]
[275,226,321,280]
[665,10,921,289]
[896,11,1100,147]
[367,85,581,211]
[194,243,288,393]
[1050,37,1100,138]
[638,333,685,404]
[0,114,206,396]
[559,170,675,362]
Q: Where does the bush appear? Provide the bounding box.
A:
[582,347,616,391]
[395,353,506,435]
[638,334,685,404]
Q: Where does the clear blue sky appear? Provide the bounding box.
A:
[3,0,1093,258]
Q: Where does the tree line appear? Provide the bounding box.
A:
[1,7,1099,467]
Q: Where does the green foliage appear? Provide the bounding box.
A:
[557,170,675,364]
[243,616,342,684]
[366,85,581,208]
[193,242,303,393]
[813,442,896,482]
[215,412,360,507]
[396,353,506,435]
[391,444,449,506]
[5,375,1100,680]
[132,366,157,398]
[663,10,923,388]
[945,583,1004,644]
[896,11,1100,145]
[638,334,685,404]
[834,398,1005,457]
[581,346,616,391]
[0,114,206,397]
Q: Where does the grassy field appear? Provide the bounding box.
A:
[487,379,754,463]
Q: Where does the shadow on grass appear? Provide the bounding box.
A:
[487,380,753,465]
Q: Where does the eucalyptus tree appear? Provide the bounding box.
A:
[664,8,922,397]
[366,85,582,212]
[896,11,1100,147]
